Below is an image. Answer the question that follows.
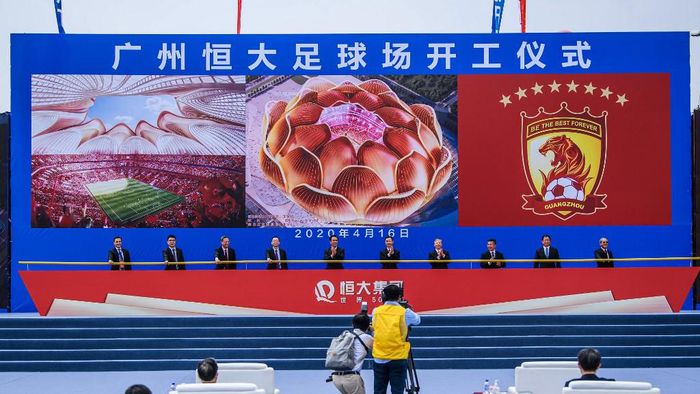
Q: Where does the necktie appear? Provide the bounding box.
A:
[275,248,280,260]
[491,251,495,258]
[118,249,124,262]
[604,249,609,259]
[545,247,549,258]
[224,248,228,260]
[172,248,177,262]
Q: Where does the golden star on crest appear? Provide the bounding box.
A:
[515,87,527,100]
[531,82,543,95]
[499,94,512,107]
[616,93,629,106]
[584,82,597,95]
[566,80,579,92]
[548,80,561,92]
[600,87,613,99]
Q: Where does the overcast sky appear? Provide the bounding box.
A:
[1,0,699,112]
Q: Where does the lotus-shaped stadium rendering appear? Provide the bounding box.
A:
[259,77,453,225]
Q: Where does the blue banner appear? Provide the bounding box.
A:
[53,0,65,34]
[492,0,505,33]
[10,33,690,75]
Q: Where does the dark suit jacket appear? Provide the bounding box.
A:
[266,247,288,270]
[379,248,400,269]
[565,374,615,387]
[534,247,561,268]
[214,246,237,270]
[108,248,131,271]
[323,247,345,269]
[428,249,450,269]
[480,250,506,268]
[594,248,615,267]
[163,247,186,270]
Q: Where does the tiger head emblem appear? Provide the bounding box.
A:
[538,134,592,196]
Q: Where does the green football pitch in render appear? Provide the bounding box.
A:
[85,178,184,225]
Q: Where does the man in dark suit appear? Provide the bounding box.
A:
[428,238,450,269]
[163,234,186,270]
[266,236,288,270]
[108,235,131,271]
[379,236,400,269]
[534,234,561,268]
[480,238,505,268]
[214,235,236,270]
[323,235,345,269]
[594,237,614,267]
[565,348,615,387]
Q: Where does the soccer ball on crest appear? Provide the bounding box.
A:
[543,177,585,202]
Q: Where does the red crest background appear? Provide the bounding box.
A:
[458,73,671,226]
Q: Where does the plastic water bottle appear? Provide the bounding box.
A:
[482,379,489,394]
[492,379,500,394]
[169,382,176,392]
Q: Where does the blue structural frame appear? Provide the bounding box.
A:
[9,33,692,311]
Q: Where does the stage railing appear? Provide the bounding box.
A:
[18,256,700,270]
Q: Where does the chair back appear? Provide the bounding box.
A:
[195,363,276,394]
[514,361,580,394]
[175,382,264,394]
[563,380,660,394]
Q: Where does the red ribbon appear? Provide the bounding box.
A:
[519,0,527,33]
[522,194,607,216]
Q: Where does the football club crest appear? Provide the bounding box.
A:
[521,102,607,220]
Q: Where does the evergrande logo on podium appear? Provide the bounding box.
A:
[520,102,608,220]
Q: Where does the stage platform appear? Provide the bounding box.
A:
[0,314,699,372]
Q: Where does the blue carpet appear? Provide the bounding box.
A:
[0,314,699,371]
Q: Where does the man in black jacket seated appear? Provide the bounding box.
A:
[565,348,615,387]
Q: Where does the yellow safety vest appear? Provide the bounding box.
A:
[372,304,410,360]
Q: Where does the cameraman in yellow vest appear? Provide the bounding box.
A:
[371,284,421,394]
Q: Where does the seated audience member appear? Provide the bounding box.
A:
[534,234,561,268]
[266,236,288,269]
[594,237,614,267]
[108,235,131,271]
[565,348,615,387]
[379,236,400,269]
[197,357,218,383]
[428,238,450,269]
[324,235,345,269]
[214,235,237,270]
[163,234,186,270]
[125,384,152,394]
[480,238,506,268]
[331,313,374,394]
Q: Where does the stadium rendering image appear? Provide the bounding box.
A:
[85,178,183,225]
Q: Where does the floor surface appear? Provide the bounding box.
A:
[0,367,698,393]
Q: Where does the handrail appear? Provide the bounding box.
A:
[17,256,700,266]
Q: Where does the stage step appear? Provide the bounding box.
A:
[0,314,698,371]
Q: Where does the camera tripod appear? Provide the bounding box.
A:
[405,347,420,393]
